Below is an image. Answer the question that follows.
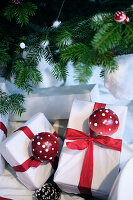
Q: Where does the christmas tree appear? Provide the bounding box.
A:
[0,0,133,115]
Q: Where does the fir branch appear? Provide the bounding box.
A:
[125,23,133,41]
[91,23,121,53]
[61,43,89,62]
[0,89,25,116]
[56,30,72,48]
[4,2,37,25]
[74,63,93,83]
[12,59,42,92]
[90,12,113,31]
[0,42,11,65]
[52,60,68,81]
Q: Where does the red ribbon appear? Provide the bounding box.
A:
[0,122,7,136]
[65,103,122,195]
[12,126,58,172]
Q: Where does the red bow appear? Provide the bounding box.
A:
[65,128,122,194]
[13,126,58,172]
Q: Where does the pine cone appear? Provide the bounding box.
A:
[35,183,61,200]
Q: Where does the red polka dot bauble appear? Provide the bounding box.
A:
[31,132,59,162]
[89,108,119,135]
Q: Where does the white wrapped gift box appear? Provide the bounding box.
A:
[54,99,127,199]
[0,114,9,175]
[9,84,99,121]
[0,112,62,190]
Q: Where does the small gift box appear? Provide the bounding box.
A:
[9,84,99,121]
[0,113,62,190]
[0,114,8,174]
[54,99,127,199]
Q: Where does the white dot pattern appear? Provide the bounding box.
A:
[40,137,43,140]
[37,142,40,145]
[45,149,48,152]
[102,113,105,116]
[33,149,35,151]
[109,128,111,131]
[48,135,50,137]
[49,157,52,160]
[52,148,54,150]
[40,151,42,153]
[94,123,97,126]
[115,120,118,124]
[37,136,40,139]
[44,156,47,158]
[94,115,96,117]
[42,145,45,148]
[90,122,92,124]
[105,110,109,113]
[110,116,112,118]
[54,141,56,143]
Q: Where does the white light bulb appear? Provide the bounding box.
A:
[52,20,61,28]
[20,42,25,49]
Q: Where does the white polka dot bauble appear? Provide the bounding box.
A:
[89,108,119,135]
[20,42,25,49]
[31,132,59,162]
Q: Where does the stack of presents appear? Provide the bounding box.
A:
[0,84,131,200]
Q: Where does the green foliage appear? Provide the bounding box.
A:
[4,2,37,25]
[57,31,72,48]
[0,89,25,116]
[12,58,42,93]
[46,7,133,83]
[61,43,89,62]
[91,23,122,53]
[0,42,11,65]
[0,1,133,116]
[52,60,68,81]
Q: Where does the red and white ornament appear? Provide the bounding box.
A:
[114,11,126,22]
[31,132,59,162]
[89,108,119,135]
[124,17,130,23]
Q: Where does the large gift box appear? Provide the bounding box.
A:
[0,113,62,190]
[0,114,8,175]
[54,99,127,199]
[9,84,99,121]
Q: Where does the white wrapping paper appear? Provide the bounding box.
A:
[54,99,127,199]
[9,84,99,121]
[0,113,62,190]
[0,114,9,175]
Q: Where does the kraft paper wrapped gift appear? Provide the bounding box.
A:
[9,84,99,121]
[0,114,9,175]
[54,99,127,199]
[0,113,63,190]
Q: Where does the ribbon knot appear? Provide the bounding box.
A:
[65,128,122,195]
